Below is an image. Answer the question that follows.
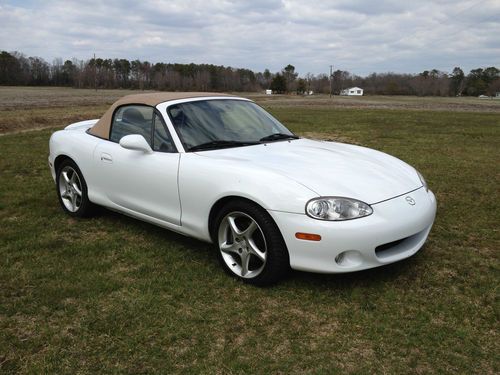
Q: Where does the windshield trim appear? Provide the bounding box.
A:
[187,140,261,152]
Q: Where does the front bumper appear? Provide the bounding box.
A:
[268,187,437,273]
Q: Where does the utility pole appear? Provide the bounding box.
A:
[329,65,333,98]
[94,53,97,92]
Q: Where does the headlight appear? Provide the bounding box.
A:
[417,170,428,192]
[306,197,373,221]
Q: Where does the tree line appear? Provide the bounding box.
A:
[1,51,498,96]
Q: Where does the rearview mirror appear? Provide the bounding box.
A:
[119,134,153,154]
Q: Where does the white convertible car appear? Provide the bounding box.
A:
[49,92,436,285]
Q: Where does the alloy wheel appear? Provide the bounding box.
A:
[58,165,83,212]
[218,211,267,278]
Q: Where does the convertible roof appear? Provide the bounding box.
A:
[88,92,234,139]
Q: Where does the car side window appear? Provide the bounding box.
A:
[110,105,153,145]
[153,113,175,153]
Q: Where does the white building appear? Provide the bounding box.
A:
[340,87,364,96]
[265,89,272,95]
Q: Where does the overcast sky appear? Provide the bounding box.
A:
[1,0,499,76]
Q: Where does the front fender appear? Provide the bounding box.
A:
[178,153,318,241]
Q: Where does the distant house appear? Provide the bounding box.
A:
[340,87,363,96]
[265,89,272,95]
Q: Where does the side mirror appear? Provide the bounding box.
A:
[119,134,153,154]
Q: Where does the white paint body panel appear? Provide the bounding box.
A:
[48,96,437,273]
[93,141,181,225]
[195,139,421,204]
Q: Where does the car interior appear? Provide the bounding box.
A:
[110,105,175,152]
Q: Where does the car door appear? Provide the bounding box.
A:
[94,105,181,225]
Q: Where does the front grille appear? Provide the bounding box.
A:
[374,228,428,260]
[375,238,407,254]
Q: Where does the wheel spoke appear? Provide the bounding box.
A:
[248,239,266,262]
[220,241,239,255]
[70,172,76,184]
[61,190,70,200]
[240,251,250,277]
[227,216,243,236]
[242,220,257,240]
[62,171,70,184]
[72,182,82,197]
[70,192,77,210]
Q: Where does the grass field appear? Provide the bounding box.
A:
[0,87,499,373]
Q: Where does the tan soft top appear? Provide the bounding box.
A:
[88,92,234,139]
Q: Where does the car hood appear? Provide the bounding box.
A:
[197,138,422,204]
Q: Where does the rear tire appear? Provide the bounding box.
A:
[213,200,289,286]
[56,159,95,217]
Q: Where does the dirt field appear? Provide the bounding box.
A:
[0,87,139,110]
[1,86,499,135]
[251,92,500,112]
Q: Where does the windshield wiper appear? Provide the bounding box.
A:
[188,140,259,152]
[259,133,299,142]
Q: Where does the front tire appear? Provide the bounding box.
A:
[56,159,94,217]
[214,200,289,286]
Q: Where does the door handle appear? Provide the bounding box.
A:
[100,153,113,163]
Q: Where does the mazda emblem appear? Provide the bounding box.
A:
[405,196,416,205]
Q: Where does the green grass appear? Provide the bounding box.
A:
[1,105,499,373]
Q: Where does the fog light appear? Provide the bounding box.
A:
[335,250,363,267]
[335,252,346,264]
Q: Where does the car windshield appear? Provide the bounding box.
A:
[167,99,297,151]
